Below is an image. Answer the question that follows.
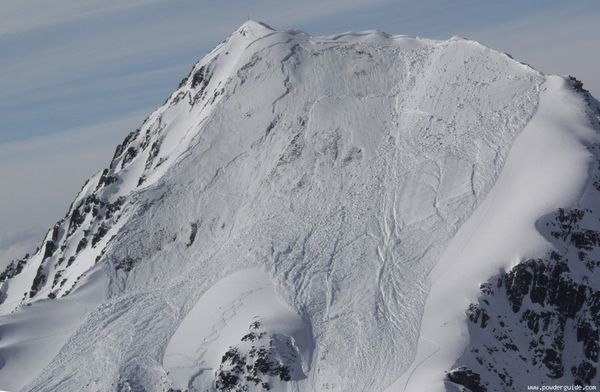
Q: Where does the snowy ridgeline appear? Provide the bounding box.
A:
[387,77,600,392]
[444,80,600,392]
[0,21,598,392]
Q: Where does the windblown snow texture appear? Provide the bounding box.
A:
[1,21,596,392]
[446,79,600,392]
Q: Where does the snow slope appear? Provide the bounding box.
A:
[2,21,597,391]
[0,267,105,391]
[386,76,600,391]
[163,268,312,391]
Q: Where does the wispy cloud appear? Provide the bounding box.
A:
[0,0,161,36]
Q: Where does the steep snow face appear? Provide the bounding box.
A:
[0,21,544,391]
[0,267,104,391]
[388,77,600,392]
[444,80,600,391]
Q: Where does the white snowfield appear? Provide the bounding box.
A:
[0,21,597,391]
[386,76,600,392]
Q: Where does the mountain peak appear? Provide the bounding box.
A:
[2,21,599,392]
[235,20,275,39]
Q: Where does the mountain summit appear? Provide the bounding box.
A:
[0,22,599,392]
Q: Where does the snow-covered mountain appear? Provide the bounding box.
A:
[0,21,598,392]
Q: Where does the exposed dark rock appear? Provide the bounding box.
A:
[96,168,117,190]
[0,258,28,283]
[572,361,597,386]
[467,304,490,328]
[569,76,588,93]
[76,237,88,254]
[191,65,212,104]
[177,75,188,89]
[42,240,56,260]
[450,148,600,390]
[52,270,63,288]
[542,348,564,378]
[115,257,140,272]
[265,115,280,137]
[504,261,534,313]
[187,222,198,247]
[67,207,85,237]
[191,66,207,89]
[145,138,163,170]
[447,367,486,392]
[121,146,138,168]
[213,321,300,392]
[106,197,125,219]
[29,264,47,297]
[112,129,140,162]
[92,224,109,247]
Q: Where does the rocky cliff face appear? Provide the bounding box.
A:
[210,320,303,392]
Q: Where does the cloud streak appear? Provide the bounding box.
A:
[0,0,162,36]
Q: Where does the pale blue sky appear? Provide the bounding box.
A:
[1,0,599,264]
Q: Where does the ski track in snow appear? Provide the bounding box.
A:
[164,287,260,368]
